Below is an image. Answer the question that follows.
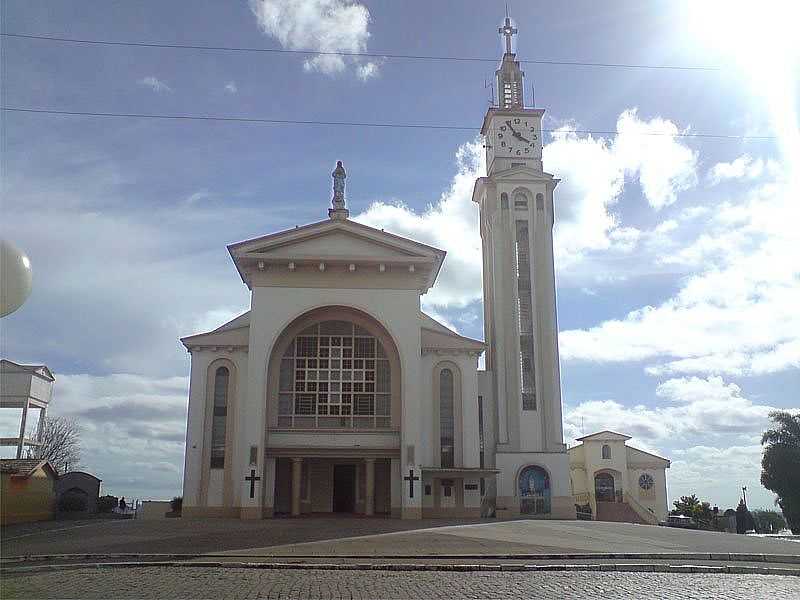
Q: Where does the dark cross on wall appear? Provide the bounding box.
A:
[404,468,420,498]
[245,469,261,499]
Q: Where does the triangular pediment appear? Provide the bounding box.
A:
[576,430,632,443]
[227,218,445,291]
[229,219,442,262]
[247,230,420,260]
[491,165,557,181]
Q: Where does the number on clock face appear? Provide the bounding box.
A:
[496,118,538,155]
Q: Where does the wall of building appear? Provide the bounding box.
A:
[139,501,172,520]
[626,463,669,522]
[1,469,56,525]
[495,451,574,519]
[182,348,248,514]
[239,286,423,519]
[55,472,101,513]
[567,440,670,523]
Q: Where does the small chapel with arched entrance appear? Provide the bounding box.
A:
[180,18,575,520]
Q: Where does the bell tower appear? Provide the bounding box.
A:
[473,14,573,519]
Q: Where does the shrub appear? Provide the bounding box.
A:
[97,495,118,513]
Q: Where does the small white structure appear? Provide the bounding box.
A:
[568,431,670,524]
[0,359,53,458]
[181,17,574,520]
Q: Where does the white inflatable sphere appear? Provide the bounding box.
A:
[0,240,33,317]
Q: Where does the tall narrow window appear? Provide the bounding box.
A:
[515,220,536,410]
[439,369,455,468]
[210,367,229,469]
[477,396,485,469]
[602,444,611,459]
[478,395,486,496]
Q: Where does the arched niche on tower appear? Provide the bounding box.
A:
[265,306,402,431]
[510,186,532,211]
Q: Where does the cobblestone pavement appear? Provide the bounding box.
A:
[3,567,800,599]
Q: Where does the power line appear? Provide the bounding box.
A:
[1,32,721,72]
[1,107,777,140]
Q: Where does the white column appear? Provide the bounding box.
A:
[390,458,401,518]
[364,458,375,516]
[291,457,303,516]
[17,398,29,459]
[262,456,276,518]
[36,407,47,442]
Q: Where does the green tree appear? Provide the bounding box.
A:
[671,494,701,517]
[671,494,716,528]
[761,411,800,534]
[752,509,787,533]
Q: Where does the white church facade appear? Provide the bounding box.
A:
[181,19,575,520]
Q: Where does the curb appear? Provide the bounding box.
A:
[2,551,799,565]
[2,560,799,577]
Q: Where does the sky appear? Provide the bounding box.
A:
[1,0,798,510]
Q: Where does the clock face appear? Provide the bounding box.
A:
[493,117,540,157]
[638,473,654,490]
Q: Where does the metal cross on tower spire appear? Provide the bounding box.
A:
[499,15,518,55]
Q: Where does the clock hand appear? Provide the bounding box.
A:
[505,120,519,135]
[513,131,531,144]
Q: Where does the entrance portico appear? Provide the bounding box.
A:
[269,452,398,517]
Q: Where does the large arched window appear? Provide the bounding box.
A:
[439,369,455,468]
[210,366,229,469]
[601,444,611,459]
[277,321,391,429]
[519,466,551,514]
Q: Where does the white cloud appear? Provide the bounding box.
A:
[249,0,379,79]
[565,376,773,443]
[42,373,190,499]
[355,60,381,81]
[224,81,238,94]
[138,76,172,93]
[707,154,765,185]
[354,139,484,308]
[612,109,698,209]
[560,163,800,377]
[668,444,769,508]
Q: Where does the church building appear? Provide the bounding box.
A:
[181,18,575,520]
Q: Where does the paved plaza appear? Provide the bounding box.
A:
[4,517,797,558]
[4,566,800,600]
[3,518,798,599]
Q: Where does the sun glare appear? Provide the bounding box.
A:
[689,0,800,170]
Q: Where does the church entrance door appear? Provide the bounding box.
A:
[594,472,616,502]
[333,465,356,513]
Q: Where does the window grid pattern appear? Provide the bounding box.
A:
[210,367,229,469]
[515,220,536,410]
[277,321,391,429]
[440,369,455,468]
